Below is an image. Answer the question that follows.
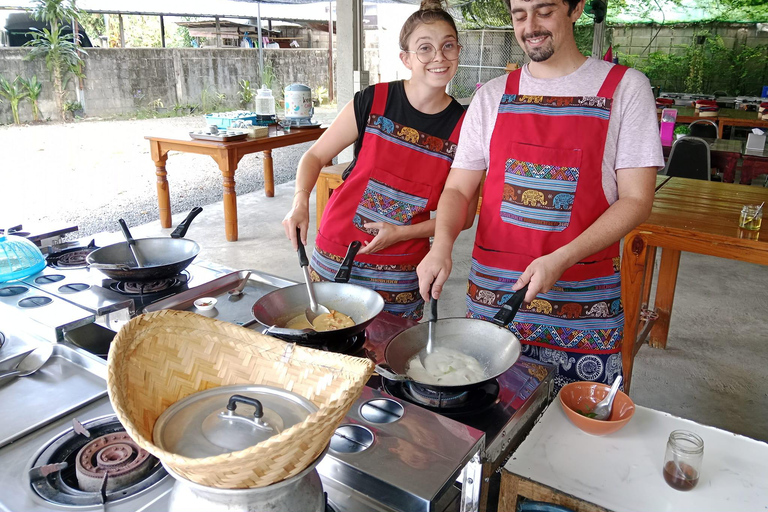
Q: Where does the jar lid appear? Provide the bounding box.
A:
[153,385,317,458]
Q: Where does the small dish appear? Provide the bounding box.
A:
[559,381,635,436]
[194,297,217,311]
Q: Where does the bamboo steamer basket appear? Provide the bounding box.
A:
[107,310,374,489]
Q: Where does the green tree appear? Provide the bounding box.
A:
[24,0,86,121]
[0,76,30,125]
[19,76,43,121]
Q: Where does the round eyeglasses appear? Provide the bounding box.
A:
[403,41,462,64]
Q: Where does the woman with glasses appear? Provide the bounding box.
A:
[283,0,474,320]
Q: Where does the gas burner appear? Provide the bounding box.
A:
[104,272,190,297]
[118,279,178,295]
[403,382,470,408]
[0,285,28,297]
[75,432,153,492]
[381,378,501,419]
[46,240,98,270]
[34,274,65,285]
[18,296,53,308]
[30,415,167,507]
[58,283,91,293]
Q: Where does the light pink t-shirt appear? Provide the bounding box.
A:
[452,58,665,204]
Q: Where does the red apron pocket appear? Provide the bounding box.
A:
[500,143,582,233]
[353,167,432,235]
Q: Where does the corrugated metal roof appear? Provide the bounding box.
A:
[0,0,418,18]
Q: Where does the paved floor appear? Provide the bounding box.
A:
[126,179,768,443]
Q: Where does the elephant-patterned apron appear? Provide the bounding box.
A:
[467,66,628,391]
[312,82,464,319]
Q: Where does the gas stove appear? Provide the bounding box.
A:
[0,260,227,344]
[0,264,553,512]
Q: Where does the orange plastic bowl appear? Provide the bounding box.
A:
[559,381,635,436]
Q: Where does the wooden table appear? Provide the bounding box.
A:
[500,403,768,512]
[658,107,768,139]
[146,126,326,241]
[621,177,768,392]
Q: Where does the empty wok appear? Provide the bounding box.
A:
[376,285,527,392]
[87,208,202,281]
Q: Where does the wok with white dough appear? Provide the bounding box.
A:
[375,285,528,391]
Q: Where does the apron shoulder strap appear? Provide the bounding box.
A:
[505,69,523,95]
[597,64,629,99]
[371,83,389,116]
[448,111,466,142]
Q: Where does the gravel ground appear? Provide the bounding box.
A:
[0,107,339,237]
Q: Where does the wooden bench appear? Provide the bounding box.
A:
[315,163,484,232]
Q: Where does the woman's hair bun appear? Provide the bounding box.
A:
[419,0,445,11]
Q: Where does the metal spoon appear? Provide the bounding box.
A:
[417,296,438,368]
[228,271,252,297]
[118,219,145,268]
[295,228,330,324]
[0,344,54,389]
[592,375,623,421]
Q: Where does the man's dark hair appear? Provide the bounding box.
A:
[502,0,582,16]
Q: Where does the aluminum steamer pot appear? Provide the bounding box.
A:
[376,285,528,392]
[153,384,325,512]
[252,241,384,345]
[86,207,202,281]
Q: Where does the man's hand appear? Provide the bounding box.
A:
[511,251,572,303]
[357,222,404,255]
[417,248,453,301]
[282,202,310,250]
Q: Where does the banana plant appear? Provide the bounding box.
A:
[20,76,43,121]
[0,76,29,125]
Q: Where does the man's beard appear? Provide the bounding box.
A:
[522,31,554,62]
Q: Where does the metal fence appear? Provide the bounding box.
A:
[450,29,527,99]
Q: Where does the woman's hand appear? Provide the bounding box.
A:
[357,222,405,255]
[282,199,310,250]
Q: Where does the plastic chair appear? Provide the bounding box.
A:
[663,136,711,181]
[689,119,718,139]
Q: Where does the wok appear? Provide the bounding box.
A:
[376,285,528,392]
[252,241,385,345]
[86,208,202,281]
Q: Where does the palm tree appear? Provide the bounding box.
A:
[0,77,30,125]
[23,0,86,121]
[20,76,43,121]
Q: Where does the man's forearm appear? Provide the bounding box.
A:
[556,194,653,267]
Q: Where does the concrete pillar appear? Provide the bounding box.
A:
[337,0,366,161]
[337,0,355,113]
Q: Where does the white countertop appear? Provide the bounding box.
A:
[504,403,768,512]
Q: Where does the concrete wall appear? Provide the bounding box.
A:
[610,23,768,56]
[0,47,336,124]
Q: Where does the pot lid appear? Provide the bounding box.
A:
[153,385,317,459]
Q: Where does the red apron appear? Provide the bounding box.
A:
[468,66,628,357]
[316,83,464,266]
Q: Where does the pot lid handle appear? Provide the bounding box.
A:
[201,395,282,452]
[227,394,264,419]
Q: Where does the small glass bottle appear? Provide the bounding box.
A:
[739,205,763,231]
[663,430,704,491]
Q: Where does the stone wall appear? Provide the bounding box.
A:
[0,47,336,124]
